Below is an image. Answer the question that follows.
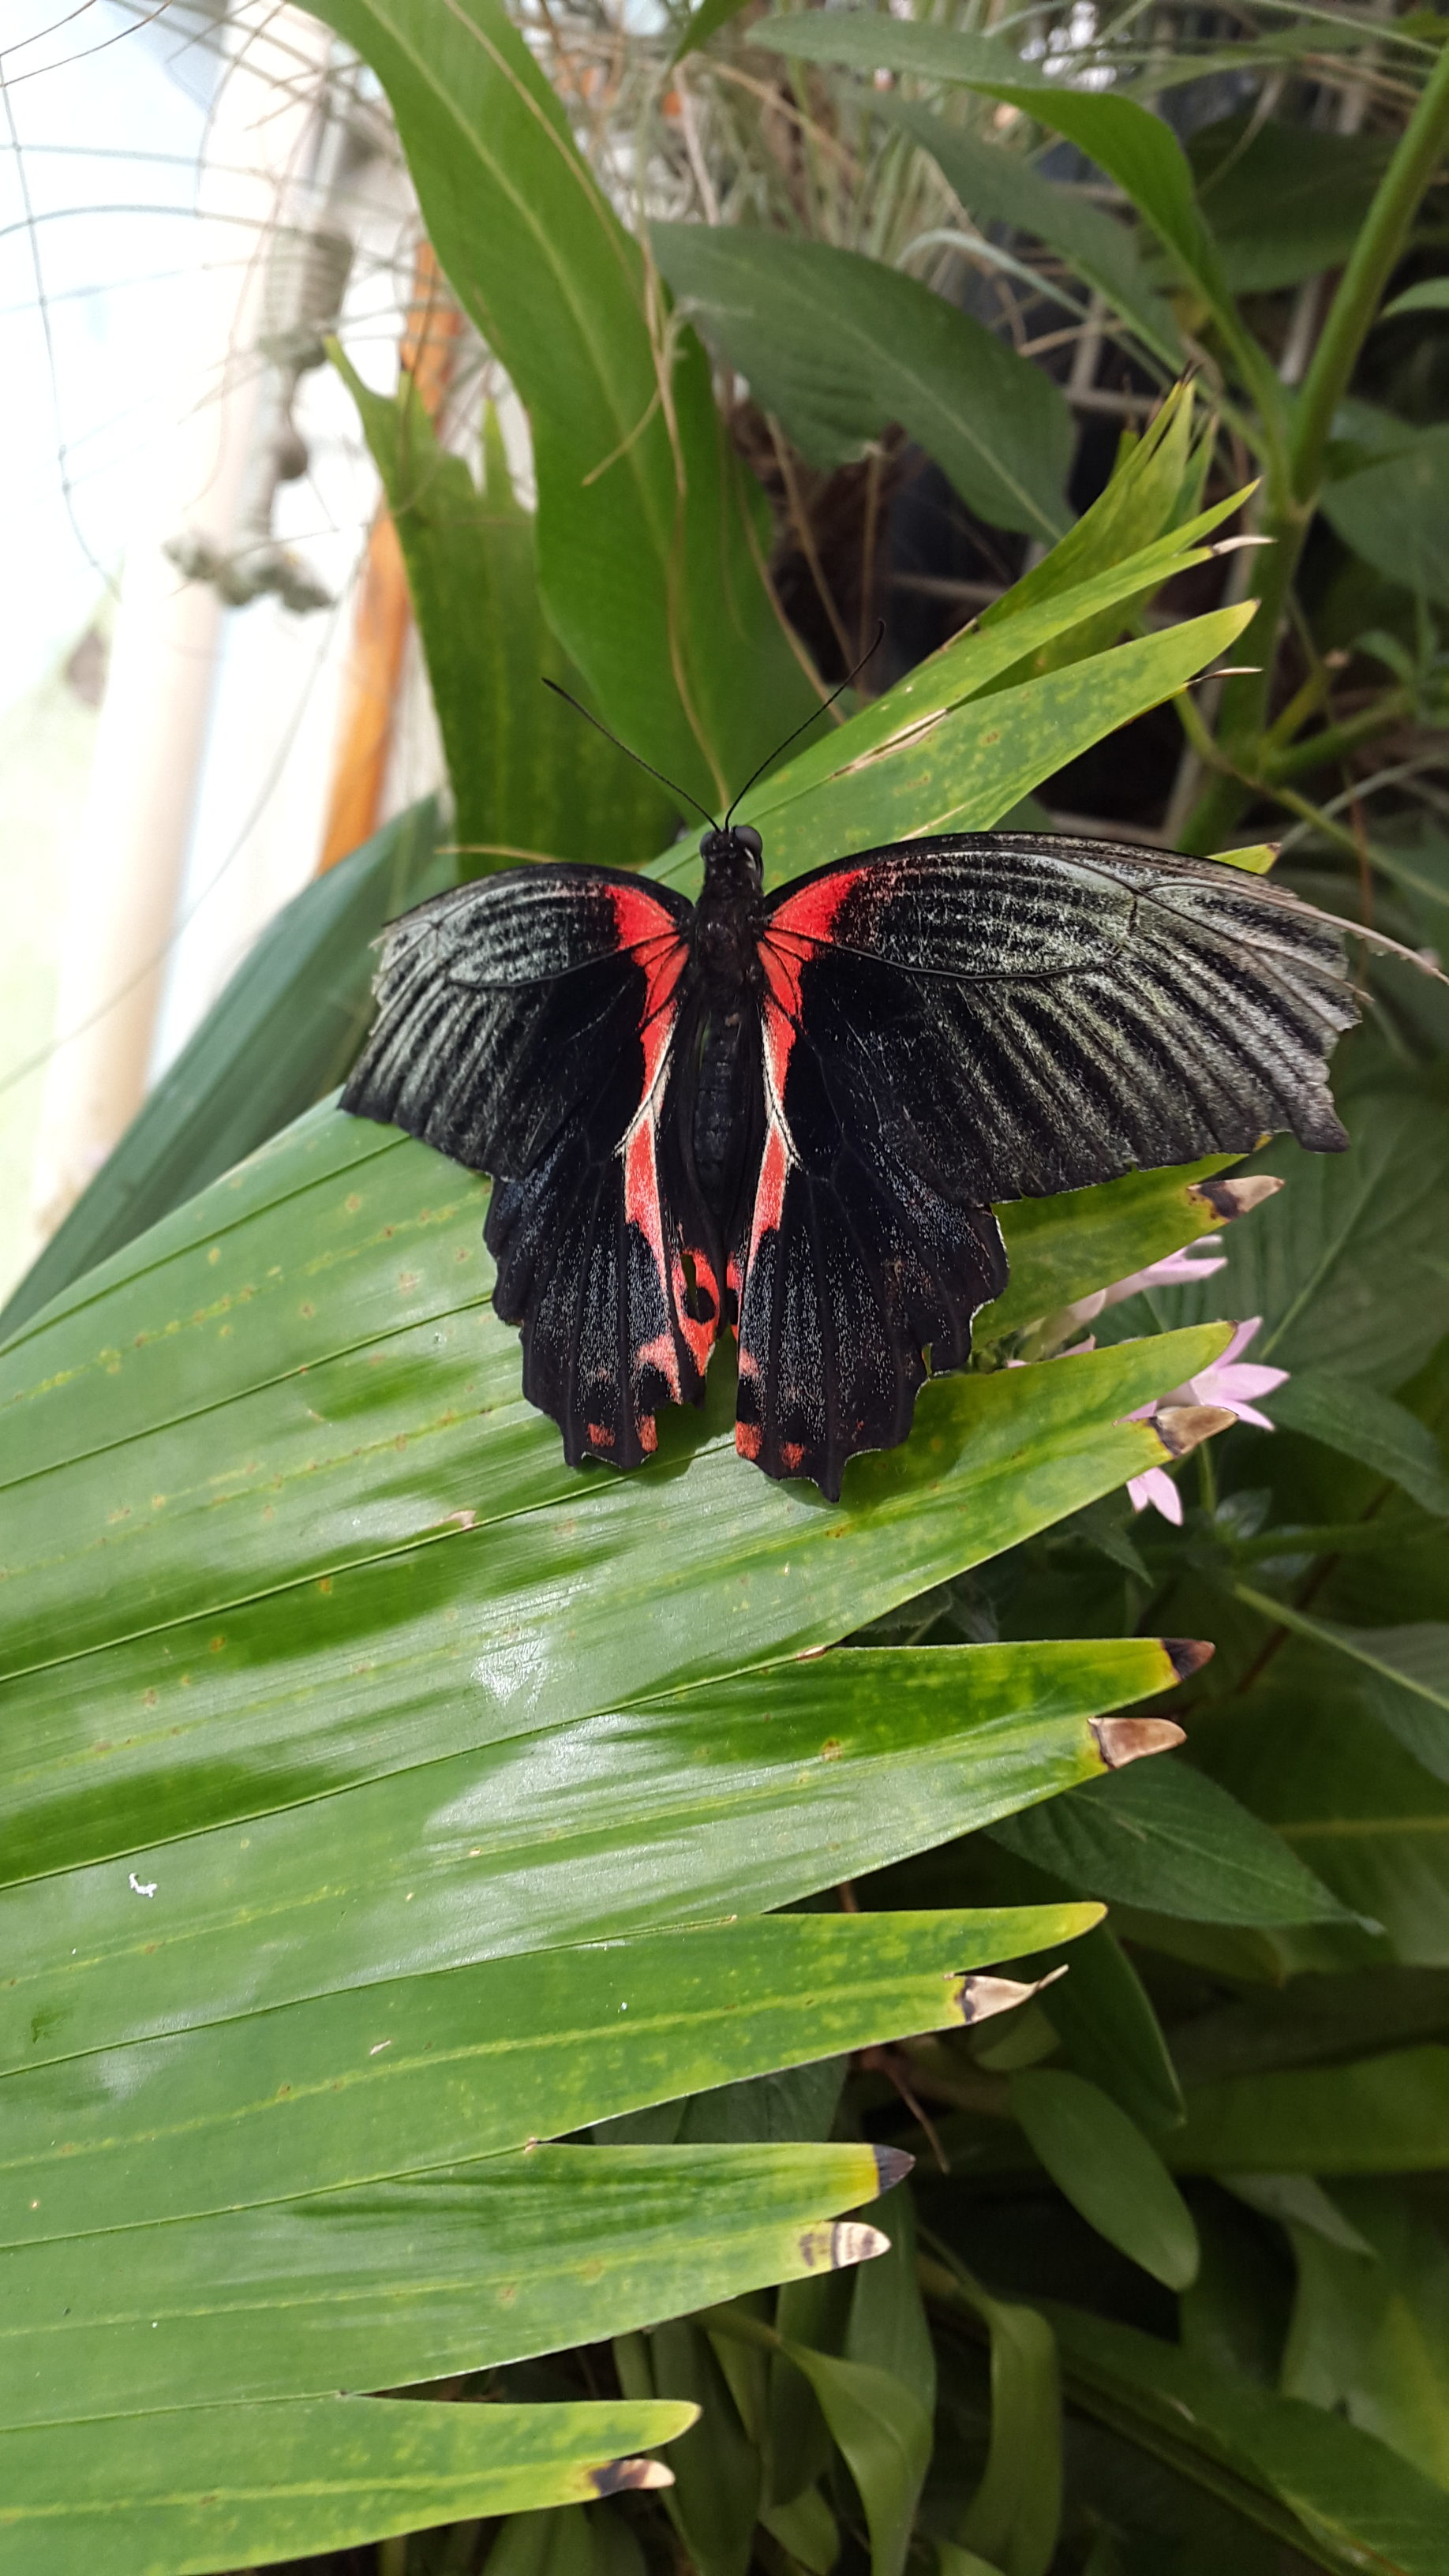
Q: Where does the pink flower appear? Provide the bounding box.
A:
[1126,1317,1288,1519]
[1162,1316,1287,1432]
[1106,1239,1230,1304]
[1128,1466,1184,1525]
[1060,1237,1227,1332]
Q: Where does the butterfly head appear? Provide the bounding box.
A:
[699,822,764,894]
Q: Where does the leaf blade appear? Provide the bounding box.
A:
[0,2397,696,2576]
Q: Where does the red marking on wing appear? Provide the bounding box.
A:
[610,881,689,952]
[746,880,859,1268]
[611,889,686,1391]
[608,886,718,1402]
[768,867,865,947]
[750,1121,792,1255]
[733,871,865,1465]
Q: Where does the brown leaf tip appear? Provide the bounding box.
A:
[873,2144,915,2192]
[953,1971,1044,2027]
[1091,1715,1185,1769]
[1189,1173,1286,1221]
[796,2219,891,2272]
[1155,1402,1237,1458]
[831,2220,891,2269]
[591,2458,675,2498]
[1163,1637,1215,1682]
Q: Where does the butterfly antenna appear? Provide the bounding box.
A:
[722,620,886,828]
[541,677,720,832]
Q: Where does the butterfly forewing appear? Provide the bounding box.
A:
[762,835,1355,1204]
[341,866,720,1469]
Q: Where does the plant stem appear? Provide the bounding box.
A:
[1292,42,1449,504]
[1234,1519,1417,1558]
[1179,40,1449,852]
[1259,690,1415,784]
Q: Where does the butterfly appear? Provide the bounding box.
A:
[341,816,1357,1500]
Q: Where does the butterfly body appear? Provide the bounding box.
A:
[343,829,1357,1500]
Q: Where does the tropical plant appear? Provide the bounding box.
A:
[2,0,1447,2572]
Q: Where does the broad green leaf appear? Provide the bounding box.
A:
[1036,1923,1185,2132]
[0,2396,696,2576]
[305,0,814,813]
[0,1095,1222,1892]
[987,1754,1351,1926]
[1009,2069,1199,2290]
[1382,279,1449,320]
[845,2182,936,2428]
[0,1645,1149,2077]
[766,2280,844,2506]
[751,17,1237,330]
[761,2485,840,2572]
[777,2342,932,2576]
[1228,2173,1376,2256]
[977,1155,1236,1343]
[334,365,674,867]
[675,2057,848,2147]
[1268,1371,1449,1517]
[0,2138,893,2429]
[938,2263,1061,2576]
[1136,1084,1449,1392]
[650,224,1073,540]
[0,802,447,1341]
[647,2321,761,2576]
[886,101,1182,362]
[1188,114,1394,294]
[1235,1590,1449,1784]
[724,605,1256,884]
[1170,1965,1449,2088]
[1165,2046,1449,2175]
[1201,1668,1449,1965]
[1282,2182,1449,2488]
[1052,2303,1449,2574]
[0,1909,1095,2242]
[485,2503,601,2576]
[1321,426,1449,611]
[0,1100,1230,1477]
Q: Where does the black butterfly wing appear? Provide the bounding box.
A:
[732,833,1357,1499]
[342,867,721,1468]
[729,910,1005,1499]
[765,833,1356,1195]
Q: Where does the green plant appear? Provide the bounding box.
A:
[3,2,1447,2571]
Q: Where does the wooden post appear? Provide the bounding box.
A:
[315,243,462,872]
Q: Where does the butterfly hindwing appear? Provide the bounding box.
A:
[341,866,719,1468]
[733,910,1007,1500]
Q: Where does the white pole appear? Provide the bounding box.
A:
[23,5,336,1254]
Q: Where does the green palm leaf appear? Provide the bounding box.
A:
[0,2398,696,2576]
